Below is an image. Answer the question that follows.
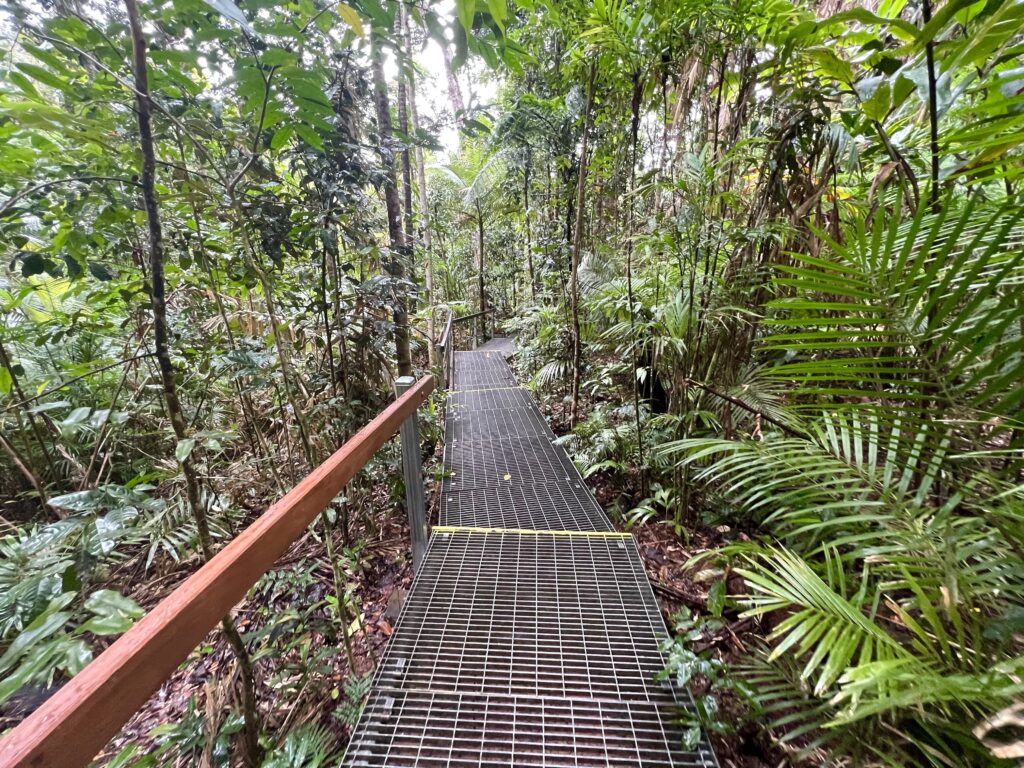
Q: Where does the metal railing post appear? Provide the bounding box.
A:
[395,375,428,570]
[435,340,445,388]
[436,310,454,391]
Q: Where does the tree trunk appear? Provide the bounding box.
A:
[371,30,413,377]
[396,28,414,244]
[569,62,597,426]
[476,201,487,345]
[0,338,58,503]
[403,8,436,365]
[442,42,465,129]
[123,4,262,764]
[524,158,537,302]
[626,70,646,494]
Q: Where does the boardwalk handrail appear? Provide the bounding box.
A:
[451,307,494,324]
[436,309,454,389]
[453,308,495,349]
[0,375,435,768]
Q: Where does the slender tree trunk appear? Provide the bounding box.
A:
[0,429,48,508]
[476,201,487,345]
[123,4,261,764]
[0,338,58,500]
[404,8,436,365]
[173,138,284,492]
[371,30,413,377]
[442,43,465,130]
[396,22,414,245]
[236,217,318,467]
[320,247,338,397]
[569,62,597,426]
[626,71,646,493]
[922,0,940,212]
[524,160,537,302]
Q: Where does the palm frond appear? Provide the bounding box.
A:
[764,196,1024,421]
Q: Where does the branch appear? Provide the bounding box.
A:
[0,176,140,218]
[0,428,48,509]
[3,353,157,411]
[684,377,804,438]
[226,61,277,198]
[26,27,230,190]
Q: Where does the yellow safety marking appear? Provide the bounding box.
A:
[433,526,631,538]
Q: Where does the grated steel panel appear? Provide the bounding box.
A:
[452,362,510,375]
[440,481,612,532]
[447,387,536,412]
[452,354,513,376]
[453,368,518,390]
[344,340,717,768]
[476,336,516,355]
[454,350,511,366]
[442,436,577,491]
[345,690,715,767]
[446,406,554,442]
[343,530,716,767]
[452,352,518,391]
[376,531,677,702]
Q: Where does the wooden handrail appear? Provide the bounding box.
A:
[437,309,454,349]
[452,307,495,324]
[0,375,435,768]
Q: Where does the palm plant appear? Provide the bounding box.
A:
[433,143,509,344]
[659,192,1024,765]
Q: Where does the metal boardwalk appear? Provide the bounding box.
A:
[343,340,717,767]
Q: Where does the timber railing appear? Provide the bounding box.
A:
[0,375,435,768]
[435,309,455,390]
[435,308,497,376]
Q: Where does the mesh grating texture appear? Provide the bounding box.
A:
[344,531,717,767]
[454,350,511,368]
[452,352,518,390]
[342,345,717,767]
[475,336,516,355]
[346,690,715,767]
[446,406,554,442]
[448,387,536,412]
[440,481,612,532]
[442,436,577,492]
[453,369,518,390]
[375,531,674,702]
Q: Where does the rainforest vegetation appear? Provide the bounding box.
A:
[1,0,1023,764]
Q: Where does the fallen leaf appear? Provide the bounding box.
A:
[503,473,511,480]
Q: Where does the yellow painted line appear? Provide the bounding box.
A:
[433,526,630,538]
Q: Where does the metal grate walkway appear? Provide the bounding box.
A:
[343,341,717,767]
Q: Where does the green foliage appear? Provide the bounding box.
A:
[261,722,336,768]
[0,0,458,756]
[482,0,1024,761]
[0,587,143,707]
[661,191,1024,762]
[3,0,1024,761]
[660,608,750,751]
[556,401,644,475]
[334,673,374,729]
[623,483,675,530]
